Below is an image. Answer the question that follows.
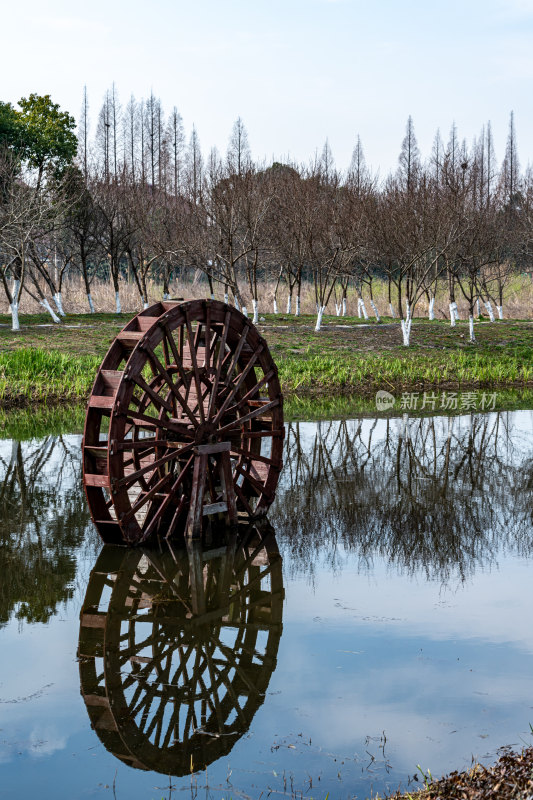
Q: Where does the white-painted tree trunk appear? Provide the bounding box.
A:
[11,301,20,331]
[10,280,21,332]
[428,296,435,320]
[469,315,475,342]
[370,300,381,322]
[296,295,301,316]
[115,292,122,314]
[315,305,326,331]
[389,302,395,318]
[452,301,459,321]
[54,292,66,316]
[241,305,248,317]
[87,293,95,313]
[449,302,456,327]
[285,296,291,314]
[476,298,481,317]
[40,298,61,323]
[360,299,369,320]
[273,298,278,314]
[234,296,241,312]
[342,297,347,316]
[484,301,495,322]
[496,304,503,319]
[252,299,259,324]
[335,302,341,316]
[163,292,170,301]
[357,298,362,318]
[401,316,412,346]
[224,292,229,304]
[143,301,149,310]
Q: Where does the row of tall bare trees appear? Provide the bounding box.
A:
[1,87,532,344]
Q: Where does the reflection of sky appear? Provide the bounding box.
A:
[1,413,533,799]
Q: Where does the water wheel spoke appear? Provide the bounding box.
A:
[200,647,225,732]
[185,313,206,424]
[116,438,172,452]
[207,311,231,419]
[230,446,275,466]
[234,483,254,515]
[116,444,193,488]
[121,473,174,524]
[124,410,190,437]
[207,643,248,724]
[241,429,283,439]
[203,306,212,371]
[229,563,275,604]
[233,539,275,578]
[142,455,195,539]
[224,327,249,387]
[161,703,181,749]
[217,400,279,436]
[223,370,275,419]
[144,348,199,429]
[160,325,192,391]
[237,466,266,497]
[213,346,263,425]
[161,331,171,368]
[132,374,174,414]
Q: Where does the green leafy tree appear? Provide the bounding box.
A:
[1,93,77,196]
[0,101,21,153]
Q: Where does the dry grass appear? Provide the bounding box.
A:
[4,274,533,319]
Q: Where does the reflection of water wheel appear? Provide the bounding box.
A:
[82,300,284,544]
[78,524,283,776]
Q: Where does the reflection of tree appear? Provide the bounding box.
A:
[271,414,533,582]
[0,435,93,625]
[78,522,283,776]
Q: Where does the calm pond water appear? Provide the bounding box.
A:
[1,410,533,799]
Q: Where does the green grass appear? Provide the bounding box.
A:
[278,346,533,394]
[0,347,100,407]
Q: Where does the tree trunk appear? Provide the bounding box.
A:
[315,305,326,332]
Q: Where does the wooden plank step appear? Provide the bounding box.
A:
[100,370,123,392]
[83,693,110,707]
[84,473,111,488]
[116,331,144,351]
[84,446,107,458]
[88,395,115,410]
[136,316,160,331]
[81,612,107,629]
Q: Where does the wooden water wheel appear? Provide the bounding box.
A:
[78,524,283,776]
[82,300,284,545]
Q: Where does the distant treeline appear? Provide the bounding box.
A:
[1,87,531,342]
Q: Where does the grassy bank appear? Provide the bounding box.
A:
[0,348,101,408]
[1,312,533,409]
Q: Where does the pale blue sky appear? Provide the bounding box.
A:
[3,0,533,174]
